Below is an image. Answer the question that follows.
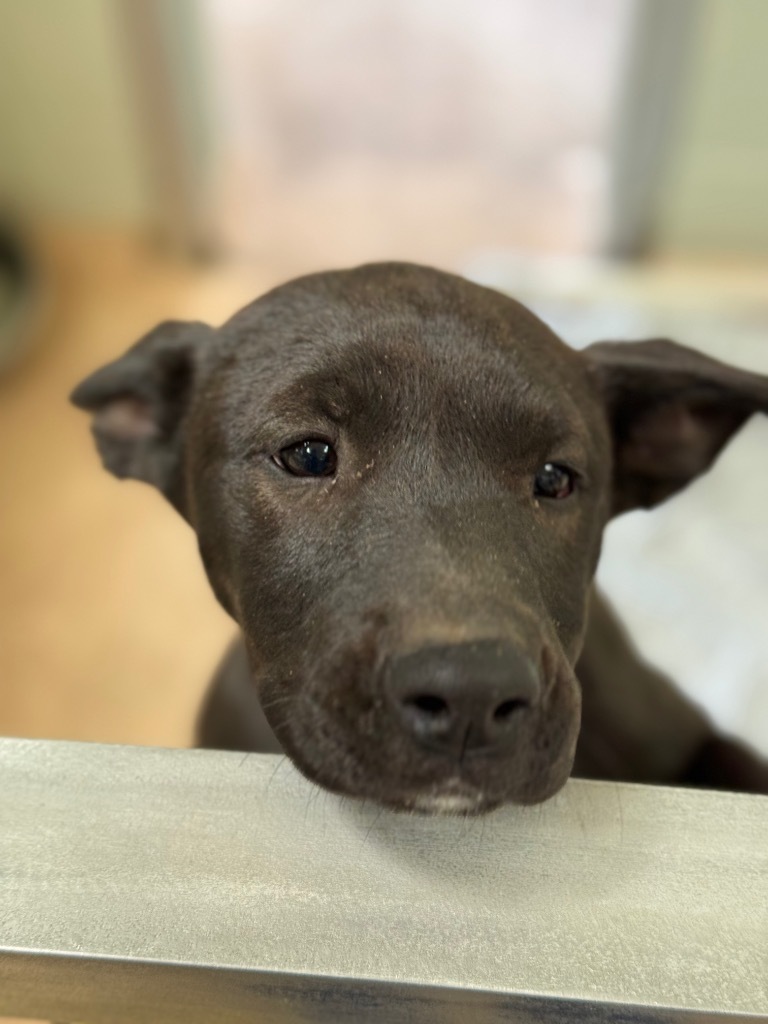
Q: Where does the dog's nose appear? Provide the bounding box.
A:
[385,640,539,755]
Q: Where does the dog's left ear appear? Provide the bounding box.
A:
[585,338,768,514]
[71,319,216,512]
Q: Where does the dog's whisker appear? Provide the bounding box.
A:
[264,754,288,799]
[362,806,385,846]
[259,694,294,713]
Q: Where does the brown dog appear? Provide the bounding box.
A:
[72,263,768,813]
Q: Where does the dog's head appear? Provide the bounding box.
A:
[72,264,768,813]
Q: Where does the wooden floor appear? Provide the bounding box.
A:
[0,231,286,752]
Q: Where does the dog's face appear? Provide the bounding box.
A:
[73,263,768,813]
[188,268,614,812]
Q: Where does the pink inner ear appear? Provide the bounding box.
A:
[93,397,158,442]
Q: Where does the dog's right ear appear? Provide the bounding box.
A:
[70,320,215,511]
[585,338,768,514]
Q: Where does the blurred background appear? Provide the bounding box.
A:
[1,0,767,762]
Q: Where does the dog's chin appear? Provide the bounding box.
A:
[279,742,573,816]
[312,771,569,815]
[290,762,503,815]
[401,764,572,815]
[398,788,502,816]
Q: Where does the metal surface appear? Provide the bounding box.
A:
[0,738,766,1022]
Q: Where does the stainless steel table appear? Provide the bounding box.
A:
[1,738,766,1022]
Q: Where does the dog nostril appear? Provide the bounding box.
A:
[493,698,528,722]
[407,694,450,717]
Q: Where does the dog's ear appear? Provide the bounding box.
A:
[585,338,768,514]
[70,319,215,510]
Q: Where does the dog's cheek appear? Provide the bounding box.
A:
[520,506,603,666]
[194,460,323,650]
[183,434,283,622]
[538,556,595,664]
[514,667,581,804]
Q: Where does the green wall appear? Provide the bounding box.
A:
[0,0,149,224]
[656,0,768,255]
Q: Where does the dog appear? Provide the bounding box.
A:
[72,262,768,814]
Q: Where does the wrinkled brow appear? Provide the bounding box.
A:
[247,341,589,466]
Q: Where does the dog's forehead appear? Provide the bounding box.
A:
[278,318,575,433]
[223,263,589,406]
[208,263,609,467]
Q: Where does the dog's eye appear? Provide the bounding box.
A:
[534,462,575,499]
[275,439,337,477]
